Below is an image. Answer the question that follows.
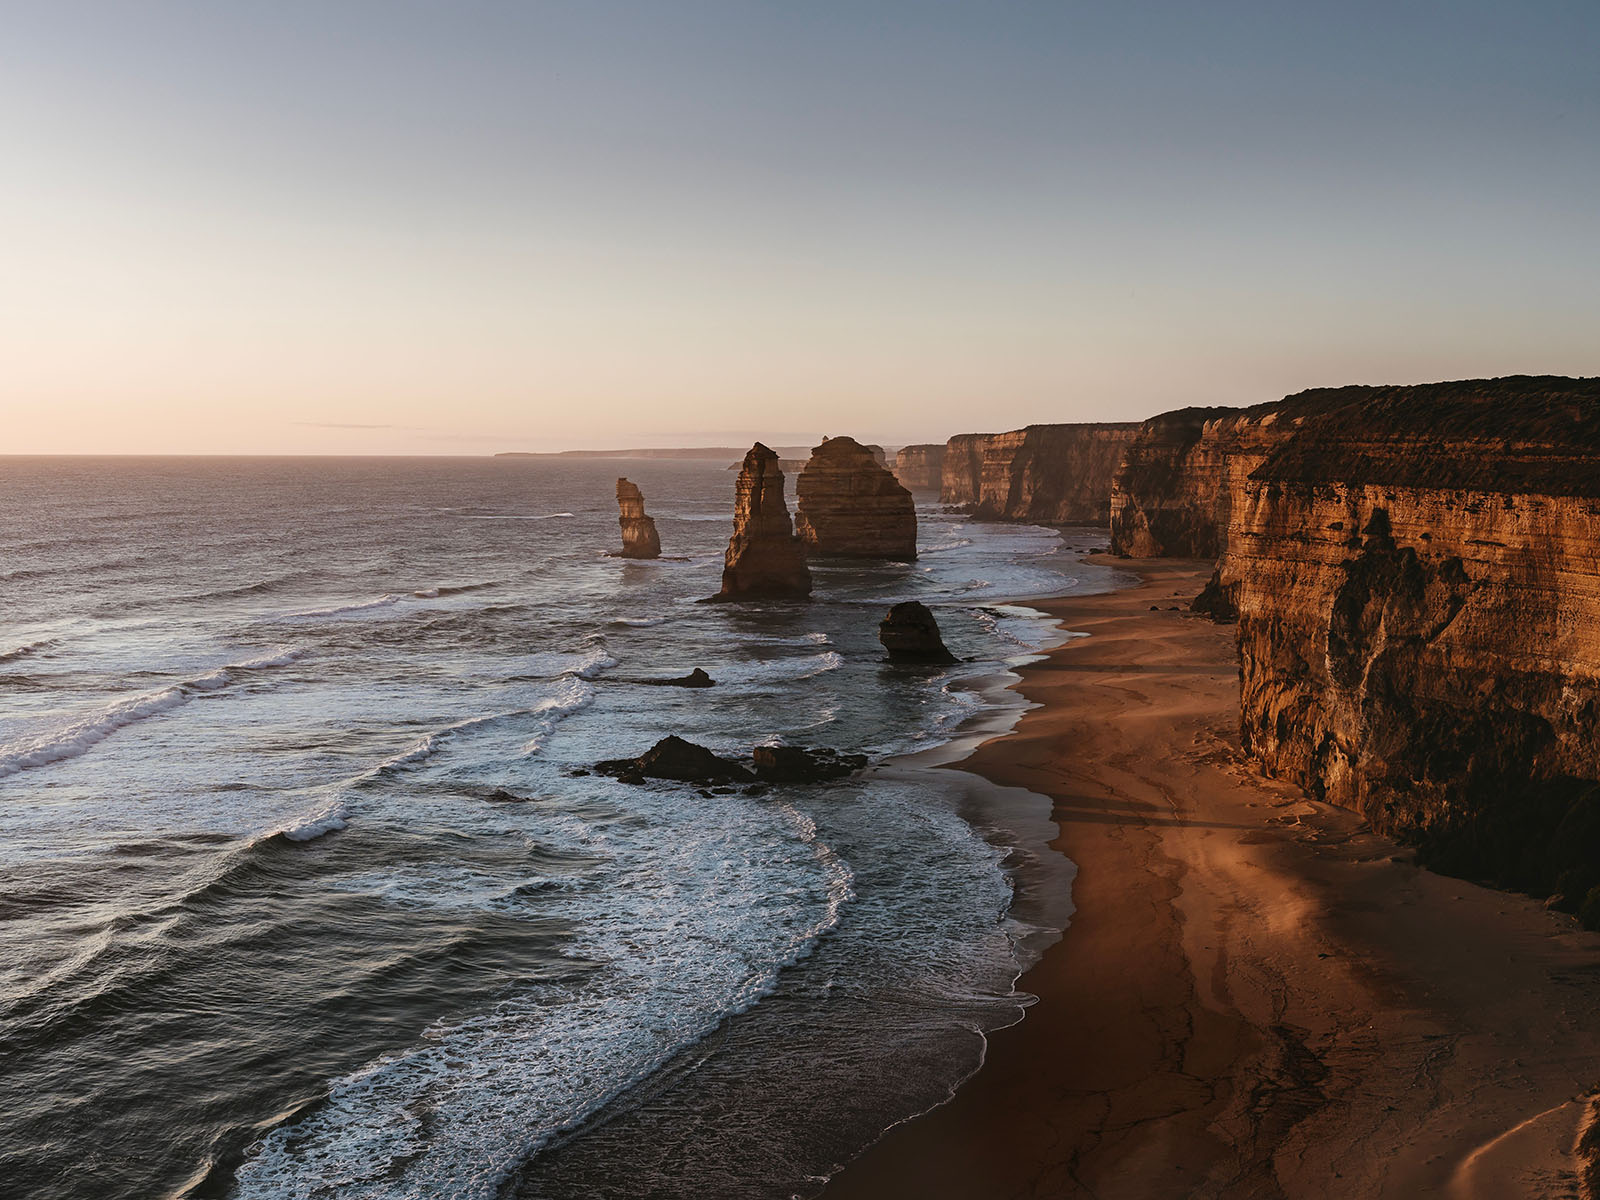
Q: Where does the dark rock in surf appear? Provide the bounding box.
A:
[639,668,716,688]
[878,601,955,662]
[596,736,753,784]
[751,744,868,783]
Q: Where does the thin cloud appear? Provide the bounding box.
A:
[293,422,400,430]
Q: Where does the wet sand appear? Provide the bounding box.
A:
[822,558,1600,1200]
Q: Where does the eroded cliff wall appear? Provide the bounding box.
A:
[1216,376,1600,901]
[1105,402,1354,557]
[892,444,945,491]
[941,434,986,507]
[939,424,1138,524]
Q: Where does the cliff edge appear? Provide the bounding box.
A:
[1213,376,1600,905]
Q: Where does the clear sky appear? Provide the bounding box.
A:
[4,0,1597,454]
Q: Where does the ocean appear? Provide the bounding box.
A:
[0,455,1119,1200]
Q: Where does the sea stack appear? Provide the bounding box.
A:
[878,601,955,662]
[795,435,917,560]
[715,443,812,600]
[615,478,662,559]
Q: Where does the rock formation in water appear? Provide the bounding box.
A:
[878,601,955,662]
[597,736,753,784]
[615,478,662,558]
[751,744,868,782]
[794,436,917,560]
[596,737,868,786]
[1205,376,1600,903]
[714,443,812,599]
[939,424,1139,525]
[892,444,945,491]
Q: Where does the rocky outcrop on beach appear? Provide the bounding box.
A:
[615,478,662,559]
[715,444,812,600]
[795,436,918,560]
[878,601,955,662]
[1209,377,1600,902]
[892,444,945,491]
[939,424,1139,525]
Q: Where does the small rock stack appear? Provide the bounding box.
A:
[615,478,661,559]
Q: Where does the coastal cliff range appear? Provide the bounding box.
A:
[941,423,1139,525]
[944,376,1600,911]
[1213,377,1600,901]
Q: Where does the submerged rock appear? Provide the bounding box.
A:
[795,435,917,560]
[878,601,955,662]
[639,668,716,688]
[615,478,662,559]
[713,443,812,600]
[751,744,868,783]
[596,736,753,784]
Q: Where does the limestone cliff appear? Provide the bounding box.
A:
[715,443,812,599]
[795,436,917,560]
[941,434,987,507]
[939,424,1139,524]
[1107,403,1345,557]
[614,478,661,559]
[892,444,945,491]
[1215,376,1600,902]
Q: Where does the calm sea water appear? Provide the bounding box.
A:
[0,456,1115,1200]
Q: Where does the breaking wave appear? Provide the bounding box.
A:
[0,650,304,780]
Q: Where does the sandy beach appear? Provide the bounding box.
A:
[823,558,1600,1200]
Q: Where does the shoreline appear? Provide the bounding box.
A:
[821,556,1600,1200]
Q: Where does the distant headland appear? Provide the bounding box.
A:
[495,446,814,461]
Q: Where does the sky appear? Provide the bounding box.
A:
[3,0,1597,454]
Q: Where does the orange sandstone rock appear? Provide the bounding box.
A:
[614,478,661,559]
[795,435,917,560]
[715,444,812,599]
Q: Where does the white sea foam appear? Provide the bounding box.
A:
[0,650,304,780]
[522,643,618,681]
[522,677,596,754]
[0,637,57,664]
[458,512,574,521]
[0,688,189,780]
[368,710,523,776]
[281,594,404,620]
[609,615,670,628]
[748,631,833,648]
[412,581,501,599]
[278,800,349,842]
[720,650,844,685]
[229,791,854,1200]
